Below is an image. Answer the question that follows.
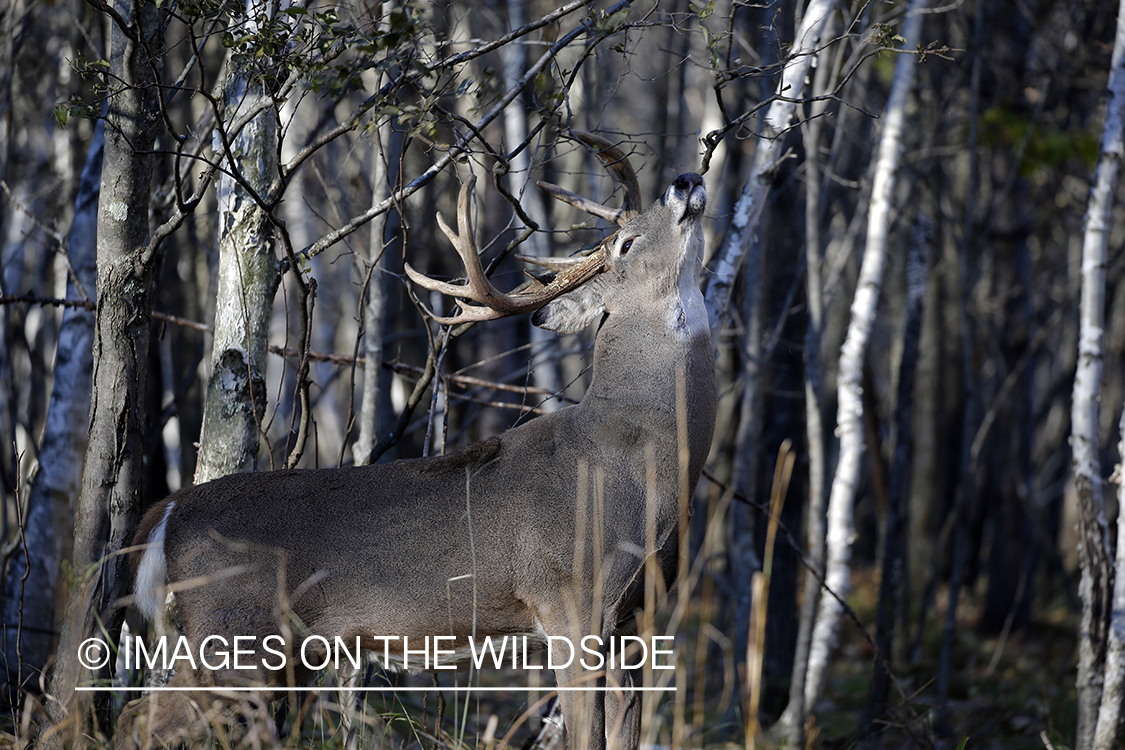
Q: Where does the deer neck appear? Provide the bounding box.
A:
[578,297,716,477]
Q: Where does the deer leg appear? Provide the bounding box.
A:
[553,658,606,750]
[605,611,643,750]
[605,662,640,750]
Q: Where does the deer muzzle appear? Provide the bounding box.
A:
[670,172,706,224]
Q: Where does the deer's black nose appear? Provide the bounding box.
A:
[672,173,706,223]
[674,173,703,192]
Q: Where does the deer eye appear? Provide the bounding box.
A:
[620,237,635,256]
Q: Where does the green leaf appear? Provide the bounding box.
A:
[389,7,411,32]
[594,8,629,35]
[692,0,716,20]
[54,104,68,129]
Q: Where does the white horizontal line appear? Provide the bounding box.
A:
[77,686,676,693]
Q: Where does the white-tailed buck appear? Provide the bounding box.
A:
[115,132,716,750]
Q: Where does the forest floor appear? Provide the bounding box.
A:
[797,569,1078,750]
[0,569,1081,749]
[339,567,1082,750]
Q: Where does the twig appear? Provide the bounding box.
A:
[0,294,94,311]
[13,448,29,705]
[277,223,316,470]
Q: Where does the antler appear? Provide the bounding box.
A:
[404,175,608,325]
[536,130,641,226]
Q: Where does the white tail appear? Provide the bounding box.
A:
[115,132,716,750]
[131,501,173,621]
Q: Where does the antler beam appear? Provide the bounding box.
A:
[404,175,608,325]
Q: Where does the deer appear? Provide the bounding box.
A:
[114,131,716,750]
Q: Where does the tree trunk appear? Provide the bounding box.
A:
[1,123,102,701]
[354,124,393,466]
[867,212,931,730]
[778,17,835,740]
[728,229,764,723]
[803,0,928,711]
[46,1,163,743]
[1094,407,1125,749]
[0,0,20,518]
[702,0,836,328]
[502,0,560,413]
[194,0,282,483]
[1075,1,1125,745]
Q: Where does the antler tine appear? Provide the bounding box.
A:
[537,130,642,226]
[404,176,610,326]
[406,176,518,317]
[574,130,641,220]
[436,177,519,313]
[535,182,625,224]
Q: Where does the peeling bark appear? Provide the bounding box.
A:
[194,3,281,483]
[1094,407,1125,749]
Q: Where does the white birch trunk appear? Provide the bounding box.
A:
[1,123,101,691]
[803,0,928,712]
[195,0,283,483]
[778,17,836,738]
[354,124,391,466]
[1077,1,1125,745]
[702,0,836,329]
[350,4,398,466]
[1095,408,1125,749]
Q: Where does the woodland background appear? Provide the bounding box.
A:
[2,0,1125,748]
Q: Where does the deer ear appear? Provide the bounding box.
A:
[532,285,606,334]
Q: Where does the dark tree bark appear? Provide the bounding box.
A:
[45,2,163,745]
[866,213,931,731]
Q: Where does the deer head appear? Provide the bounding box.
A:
[404,131,705,337]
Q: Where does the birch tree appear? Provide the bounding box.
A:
[1074,0,1125,745]
[702,0,837,328]
[194,0,284,483]
[354,124,394,466]
[802,0,928,712]
[1095,407,1125,749]
[1,124,101,695]
[778,22,837,742]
